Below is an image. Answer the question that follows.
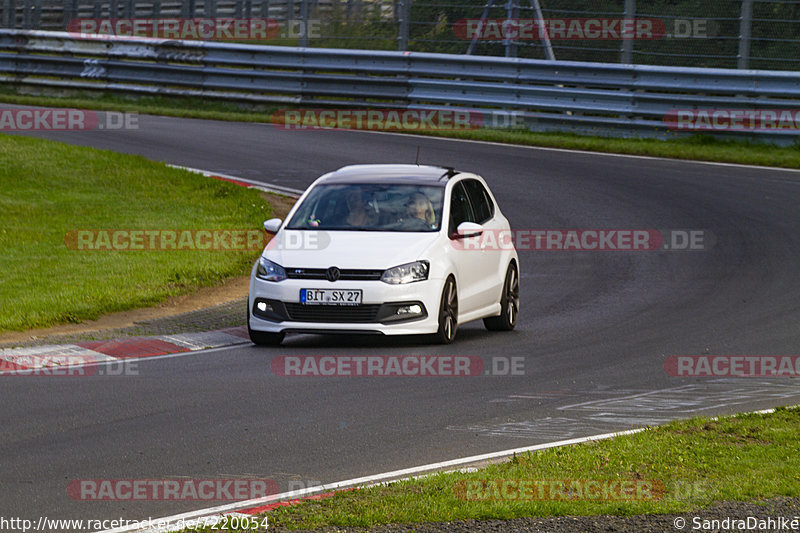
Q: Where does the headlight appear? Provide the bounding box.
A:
[255,257,287,282]
[381,260,429,285]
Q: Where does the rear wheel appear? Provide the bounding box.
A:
[484,263,519,331]
[247,304,285,346]
[432,277,458,344]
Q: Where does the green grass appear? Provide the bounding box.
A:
[0,88,273,124]
[204,407,800,531]
[3,88,800,170]
[0,133,271,332]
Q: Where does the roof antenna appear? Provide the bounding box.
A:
[415,146,421,166]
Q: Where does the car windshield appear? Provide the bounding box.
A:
[286,183,444,232]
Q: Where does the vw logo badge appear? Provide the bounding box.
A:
[326,266,341,282]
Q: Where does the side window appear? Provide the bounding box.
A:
[463,179,494,224]
[449,182,475,234]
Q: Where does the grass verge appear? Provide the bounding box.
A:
[202,407,800,531]
[0,133,271,332]
[3,89,800,169]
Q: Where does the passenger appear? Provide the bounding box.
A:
[406,192,435,226]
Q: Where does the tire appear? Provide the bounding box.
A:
[432,277,458,344]
[247,305,285,346]
[484,263,519,331]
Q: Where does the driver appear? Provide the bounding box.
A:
[345,189,377,227]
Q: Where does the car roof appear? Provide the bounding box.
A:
[318,164,459,186]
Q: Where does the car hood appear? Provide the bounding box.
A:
[263,230,440,269]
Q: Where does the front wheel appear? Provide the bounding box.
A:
[248,327,285,346]
[484,263,519,331]
[431,277,458,344]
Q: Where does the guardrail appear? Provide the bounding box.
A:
[1,29,799,142]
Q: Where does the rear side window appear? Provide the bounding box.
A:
[449,182,475,234]
[463,179,494,224]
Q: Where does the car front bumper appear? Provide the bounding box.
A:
[248,273,444,335]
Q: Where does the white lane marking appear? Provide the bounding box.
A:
[168,164,304,197]
[102,342,251,367]
[304,126,800,176]
[96,427,644,533]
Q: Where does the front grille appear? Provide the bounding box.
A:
[286,268,384,281]
[284,303,382,323]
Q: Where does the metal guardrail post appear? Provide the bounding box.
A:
[620,0,634,63]
[738,0,753,69]
[530,0,554,60]
[350,0,361,22]
[299,0,308,46]
[21,0,28,29]
[467,0,493,55]
[397,0,410,51]
[66,0,78,28]
[31,0,40,27]
[503,0,516,58]
[261,0,269,17]
[180,0,193,18]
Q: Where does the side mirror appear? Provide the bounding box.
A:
[453,221,483,239]
[263,218,282,234]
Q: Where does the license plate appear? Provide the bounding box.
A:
[300,289,362,305]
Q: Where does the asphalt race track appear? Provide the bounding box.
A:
[3,110,800,525]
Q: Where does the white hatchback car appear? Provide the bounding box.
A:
[248,164,519,345]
